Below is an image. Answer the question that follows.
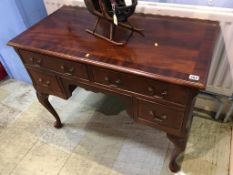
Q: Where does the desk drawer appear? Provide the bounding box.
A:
[28,68,64,97]
[92,67,189,105]
[19,50,88,80]
[137,99,184,129]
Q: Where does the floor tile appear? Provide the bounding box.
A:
[73,127,126,160]
[40,126,85,153]
[0,79,30,92]
[0,130,37,175]
[59,127,126,175]
[0,102,21,133]
[112,129,169,175]
[11,141,70,175]
[2,82,36,111]
[7,102,52,138]
[50,97,97,128]
[181,117,231,175]
[0,87,10,101]
[58,153,112,175]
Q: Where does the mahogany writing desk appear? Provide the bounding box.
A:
[8,6,219,173]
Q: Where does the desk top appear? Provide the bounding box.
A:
[9,6,219,89]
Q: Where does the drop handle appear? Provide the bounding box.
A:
[44,80,51,87]
[29,57,42,66]
[148,87,168,99]
[160,91,168,98]
[115,79,122,85]
[60,65,65,70]
[38,78,51,87]
[36,59,42,64]
[68,67,74,73]
[148,87,154,95]
[29,57,34,62]
[60,65,74,75]
[149,110,167,122]
[65,67,74,75]
[104,76,110,82]
[104,76,122,86]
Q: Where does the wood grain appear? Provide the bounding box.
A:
[8,6,219,89]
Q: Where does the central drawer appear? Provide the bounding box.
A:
[19,50,88,80]
[92,67,190,105]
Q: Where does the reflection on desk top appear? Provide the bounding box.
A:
[8,6,219,89]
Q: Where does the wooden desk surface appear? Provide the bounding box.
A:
[9,6,219,89]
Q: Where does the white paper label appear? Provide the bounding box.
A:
[189,74,200,81]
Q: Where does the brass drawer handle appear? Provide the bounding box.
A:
[112,79,122,87]
[43,80,51,87]
[60,65,65,70]
[115,79,122,85]
[149,110,167,122]
[104,76,122,87]
[104,76,110,82]
[148,86,154,95]
[68,67,74,73]
[148,86,168,99]
[60,65,74,76]
[36,59,42,64]
[29,57,33,62]
[38,78,43,83]
[29,57,42,66]
[38,78,51,87]
[161,91,168,98]
[64,73,72,76]
[45,80,51,86]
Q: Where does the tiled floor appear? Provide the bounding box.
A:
[0,79,232,175]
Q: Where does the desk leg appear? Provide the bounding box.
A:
[36,92,63,129]
[167,134,187,173]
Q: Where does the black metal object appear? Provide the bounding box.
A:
[84,0,143,45]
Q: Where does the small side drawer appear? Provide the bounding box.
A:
[19,50,43,66]
[92,66,190,105]
[137,99,185,129]
[19,49,88,80]
[27,68,64,97]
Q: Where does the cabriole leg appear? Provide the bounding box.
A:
[36,92,63,129]
[167,134,188,173]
